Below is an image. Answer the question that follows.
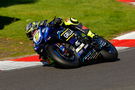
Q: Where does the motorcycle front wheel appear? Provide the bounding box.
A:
[46,43,80,68]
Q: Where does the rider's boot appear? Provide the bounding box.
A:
[41,59,54,66]
[40,55,54,66]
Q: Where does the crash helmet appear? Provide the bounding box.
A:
[63,17,79,26]
[25,21,39,40]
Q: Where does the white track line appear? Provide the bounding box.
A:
[116,47,129,51]
[115,31,135,40]
[0,61,42,71]
[129,2,135,5]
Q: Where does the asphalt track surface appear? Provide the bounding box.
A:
[0,48,135,90]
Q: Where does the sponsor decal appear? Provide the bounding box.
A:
[76,43,85,52]
[33,30,42,44]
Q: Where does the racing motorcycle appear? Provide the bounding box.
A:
[34,22,118,68]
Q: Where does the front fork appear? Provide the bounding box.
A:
[54,43,66,53]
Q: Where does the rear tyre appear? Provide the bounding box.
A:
[99,38,118,61]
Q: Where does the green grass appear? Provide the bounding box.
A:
[0,0,135,59]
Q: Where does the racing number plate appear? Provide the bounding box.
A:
[61,29,75,41]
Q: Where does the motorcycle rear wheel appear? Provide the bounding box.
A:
[100,38,118,61]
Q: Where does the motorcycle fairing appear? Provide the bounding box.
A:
[43,27,50,42]
[59,28,94,58]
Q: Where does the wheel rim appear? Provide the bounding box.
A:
[55,48,75,62]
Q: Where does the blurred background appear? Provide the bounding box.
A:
[0,0,135,59]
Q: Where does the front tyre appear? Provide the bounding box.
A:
[46,44,80,68]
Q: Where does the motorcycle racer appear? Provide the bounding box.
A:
[63,18,95,38]
[25,17,96,65]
